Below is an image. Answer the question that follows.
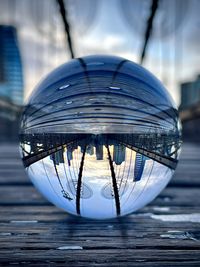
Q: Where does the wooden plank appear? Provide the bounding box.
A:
[0,249,200,265]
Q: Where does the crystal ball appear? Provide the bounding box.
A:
[19,55,181,219]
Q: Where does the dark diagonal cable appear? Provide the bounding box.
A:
[56,0,75,58]
[76,145,87,215]
[78,58,92,91]
[111,60,128,83]
[52,155,72,200]
[106,145,121,216]
[140,0,159,64]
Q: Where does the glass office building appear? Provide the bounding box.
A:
[0,25,23,106]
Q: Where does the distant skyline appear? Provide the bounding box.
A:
[0,0,200,105]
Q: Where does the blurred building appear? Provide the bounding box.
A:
[0,25,23,141]
[179,75,200,142]
[180,75,200,110]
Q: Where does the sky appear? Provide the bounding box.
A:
[0,0,200,105]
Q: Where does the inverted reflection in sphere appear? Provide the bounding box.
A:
[19,55,181,219]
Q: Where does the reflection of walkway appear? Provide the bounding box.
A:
[21,133,180,169]
[114,138,178,170]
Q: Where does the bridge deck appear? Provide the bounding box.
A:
[0,142,200,266]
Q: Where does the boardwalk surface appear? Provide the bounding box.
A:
[0,142,200,266]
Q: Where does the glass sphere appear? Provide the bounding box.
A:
[19,55,181,219]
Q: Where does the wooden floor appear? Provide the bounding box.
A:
[0,142,200,266]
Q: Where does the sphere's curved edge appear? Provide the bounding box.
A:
[19,54,182,220]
